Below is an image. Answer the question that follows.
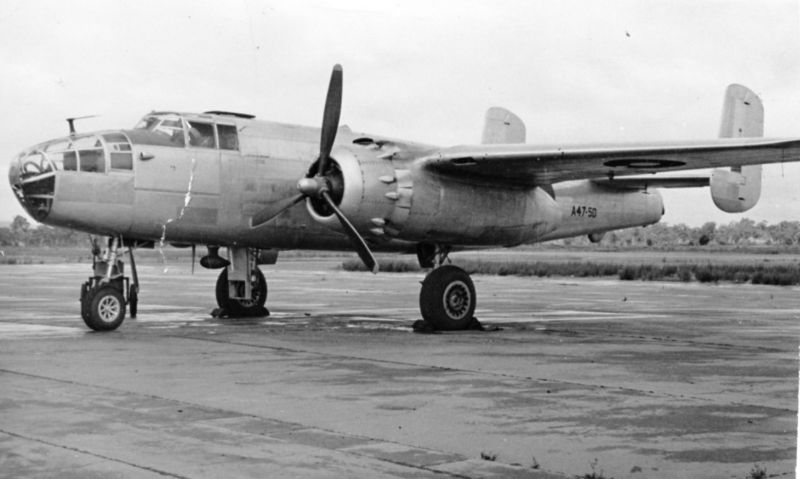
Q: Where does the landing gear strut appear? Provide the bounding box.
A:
[215,268,268,317]
[212,247,269,318]
[80,236,138,331]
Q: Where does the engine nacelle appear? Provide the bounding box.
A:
[305,146,399,236]
[538,180,664,242]
[306,147,562,247]
[392,171,562,246]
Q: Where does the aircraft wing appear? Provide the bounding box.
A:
[417,137,800,186]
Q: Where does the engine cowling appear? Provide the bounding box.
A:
[305,146,400,237]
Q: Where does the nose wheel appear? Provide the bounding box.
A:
[79,236,139,331]
[82,286,126,331]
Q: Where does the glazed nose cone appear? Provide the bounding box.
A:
[8,156,20,191]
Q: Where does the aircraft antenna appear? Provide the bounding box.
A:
[66,115,98,135]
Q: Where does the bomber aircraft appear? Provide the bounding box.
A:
[8,65,800,332]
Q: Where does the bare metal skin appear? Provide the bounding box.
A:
[8,68,800,331]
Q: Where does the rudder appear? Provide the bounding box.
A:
[482,107,526,144]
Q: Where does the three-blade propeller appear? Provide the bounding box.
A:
[250,65,378,273]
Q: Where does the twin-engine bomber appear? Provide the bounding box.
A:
[9,65,800,331]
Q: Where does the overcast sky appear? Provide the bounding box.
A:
[1,0,798,227]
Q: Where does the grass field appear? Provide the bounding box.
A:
[3,245,800,286]
[344,247,800,286]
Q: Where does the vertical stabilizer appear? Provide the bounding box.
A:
[482,107,526,144]
[710,84,763,213]
[718,84,764,138]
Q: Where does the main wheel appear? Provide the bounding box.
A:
[215,268,268,317]
[80,281,92,322]
[128,285,138,318]
[419,265,476,330]
[83,286,126,331]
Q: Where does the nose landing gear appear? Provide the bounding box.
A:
[80,236,138,331]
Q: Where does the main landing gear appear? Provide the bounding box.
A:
[416,244,479,331]
[205,246,269,318]
[214,268,268,317]
[80,236,138,331]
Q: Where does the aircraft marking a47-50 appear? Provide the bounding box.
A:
[8,65,800,331]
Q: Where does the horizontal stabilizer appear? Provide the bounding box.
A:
[482,107,526,144]
[594,176,709,190]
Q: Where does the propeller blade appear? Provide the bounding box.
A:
[249,193,305,228]
[321,190,378,274]
[318,64,343,176]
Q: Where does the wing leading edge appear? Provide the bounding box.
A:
[417,137,800,186]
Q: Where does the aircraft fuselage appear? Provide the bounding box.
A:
[9,111,663,252]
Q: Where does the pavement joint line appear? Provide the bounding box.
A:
[0,368,297,425]
[0,368,527,478]
[163,333,799,413]
[0,428,192,479]
[499,326,789,353]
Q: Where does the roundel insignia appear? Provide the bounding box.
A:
[603,158,686,169]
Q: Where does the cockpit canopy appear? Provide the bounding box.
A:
[134,114,185,146]
[133,112,239,150]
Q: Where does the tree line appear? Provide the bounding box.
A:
[2,214,798,249]
[0,216,86,247]
[563,218,800,248]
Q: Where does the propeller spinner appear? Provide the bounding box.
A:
[250,65,379,273]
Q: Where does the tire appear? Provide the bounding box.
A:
[419,265,476,330]
[215,268,267,317]
[83,286,126,331]
[80,281,92,322]
[129,285,138,318]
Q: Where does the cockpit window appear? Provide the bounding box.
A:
[218,124,239,150]
[132,114,241,151]
[134,114,185,146]
[135,116,160,131]
[187,121,216,148]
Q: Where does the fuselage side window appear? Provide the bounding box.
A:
[74,136,105,173]
[217,124,239,150]
[188,121,216,148]
[78,149,105,173]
